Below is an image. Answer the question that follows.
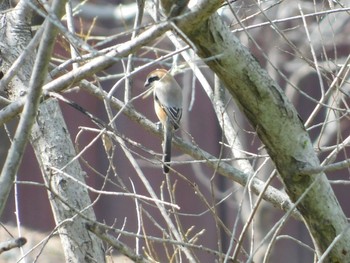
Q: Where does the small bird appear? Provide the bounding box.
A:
[144,69,183,173]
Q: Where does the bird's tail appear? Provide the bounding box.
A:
[163,118,173,174]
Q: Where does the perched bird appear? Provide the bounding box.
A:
[144,69,183,173]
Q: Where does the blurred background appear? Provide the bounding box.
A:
[1,0,350,262]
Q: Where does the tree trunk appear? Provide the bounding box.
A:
[30,99,105,262]
[0,1,105,262]
[164,0,350,261]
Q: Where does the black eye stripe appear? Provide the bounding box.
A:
[145,75,161,87]
[148,76,160,83]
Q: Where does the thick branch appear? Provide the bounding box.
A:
[0,1,106,262]
[0,0,62,216]
[171,0,350,261]
[0,237,26,254]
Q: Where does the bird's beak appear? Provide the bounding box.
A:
[144,80,150,88]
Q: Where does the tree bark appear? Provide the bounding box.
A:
[163,0,350,261]
[0,1,105,262]
[30,99,105,262]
